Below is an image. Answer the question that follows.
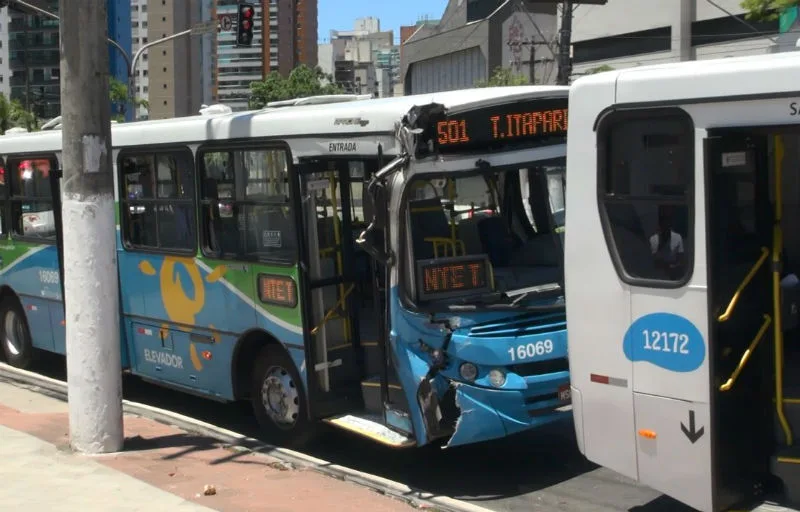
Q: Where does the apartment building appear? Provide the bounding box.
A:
[131,0,149,119]
[0,7,10,98]
[8,0,131,120]
[145,0,216,119]
[322,17,399,97]
[216,0,318,111]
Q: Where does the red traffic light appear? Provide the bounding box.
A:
[242,7,254,18]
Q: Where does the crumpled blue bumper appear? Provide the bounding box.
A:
[445,381,572,448]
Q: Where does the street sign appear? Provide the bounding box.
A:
[191,20,217,35]
[218,14,233,32]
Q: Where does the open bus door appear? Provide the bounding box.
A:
[293,158,366,418]
[705,133,775,510]
[705,130,800,510]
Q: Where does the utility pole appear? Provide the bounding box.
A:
[59,0,123,454]
[556,0,573,85]
[529,41,536,84]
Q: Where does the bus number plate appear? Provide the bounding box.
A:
[558,384,571,402]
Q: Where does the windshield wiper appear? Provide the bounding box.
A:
[504,282,562,305]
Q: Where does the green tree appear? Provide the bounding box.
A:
[248,64,343,109]
[741,0,798,20]
[10,99,38,132]
[109,76,149,122]
[0,93,11,135]
[475,66,531,87]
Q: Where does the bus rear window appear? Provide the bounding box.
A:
[8,156,58,240]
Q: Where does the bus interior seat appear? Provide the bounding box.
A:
[473,215,515,267]
[409,198,452,260]
[457,216,484,256]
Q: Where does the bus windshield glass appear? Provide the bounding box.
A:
[406,157,565,307]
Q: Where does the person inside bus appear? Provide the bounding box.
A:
[649,204,685,279]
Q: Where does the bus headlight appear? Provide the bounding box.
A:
[459,362,478,381]
[489,369,506,388]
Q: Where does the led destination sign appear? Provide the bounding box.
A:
[416,255,492,301]
[432,97,568,154]
[258,274,298,307]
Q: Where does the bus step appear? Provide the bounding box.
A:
[771,446,800,507]
[323,413,416,448]
[360,375,408,414]
[748,502,800,512]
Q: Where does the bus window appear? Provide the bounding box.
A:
[199,148,295,263]
[598,110,694,284]
[9,156,57,240]
[119,149,196,252]
[406,158,566,301]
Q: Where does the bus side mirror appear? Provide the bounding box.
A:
[357,180,390,264]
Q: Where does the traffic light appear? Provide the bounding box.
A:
[236,2,255,47]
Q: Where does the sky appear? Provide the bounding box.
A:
[317,0,450,44]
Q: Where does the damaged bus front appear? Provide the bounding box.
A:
[358,87,572,448]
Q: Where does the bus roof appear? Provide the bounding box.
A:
[0,85,569,156]
[572,51,800,106]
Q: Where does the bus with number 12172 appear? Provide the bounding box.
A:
[0,87,571,449]
[565,52,800,511]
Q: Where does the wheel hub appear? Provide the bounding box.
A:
[3,309,22,357]
[260,365,300,428]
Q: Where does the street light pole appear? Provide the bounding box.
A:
[127,20,217,118]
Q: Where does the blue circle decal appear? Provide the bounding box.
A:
[623,312,705,372]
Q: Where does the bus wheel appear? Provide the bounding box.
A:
[0,298,34,369]
[250,345,315,447]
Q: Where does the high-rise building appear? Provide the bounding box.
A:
[325,18,398,97]
[0,8,11,98]
[131,0,150,120]
[7,0,131,120]
[146,0,216,119]
[215,0,318,111]
[216,0,268,111]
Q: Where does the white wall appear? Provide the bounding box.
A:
[571,0,776,76]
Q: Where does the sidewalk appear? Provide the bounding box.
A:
[0,381,414,512]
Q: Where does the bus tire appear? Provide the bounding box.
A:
[250,345,316,447]
[0,297,34,369]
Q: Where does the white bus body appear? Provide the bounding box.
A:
[566,52,800,512]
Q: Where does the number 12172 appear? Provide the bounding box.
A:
[642,330,689,354]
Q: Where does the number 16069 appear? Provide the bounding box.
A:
[508,339,554,362]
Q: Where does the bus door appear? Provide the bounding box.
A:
[706,132,774,508]
[706,131,793,508]
[294,158,370,416]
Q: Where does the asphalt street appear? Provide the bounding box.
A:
[23,352,692,512]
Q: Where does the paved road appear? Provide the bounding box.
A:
[28,353,691,512]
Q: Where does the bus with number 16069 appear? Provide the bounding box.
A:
[0,86,572,449]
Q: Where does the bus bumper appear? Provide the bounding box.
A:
[445,378,572,448]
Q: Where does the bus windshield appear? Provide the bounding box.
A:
[406,157,565,307]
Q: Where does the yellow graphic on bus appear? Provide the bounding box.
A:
[137,256,227,372]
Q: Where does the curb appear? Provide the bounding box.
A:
[0,362,494,512]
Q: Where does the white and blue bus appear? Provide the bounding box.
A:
[564,52,800,511]
[0,86,573,450]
